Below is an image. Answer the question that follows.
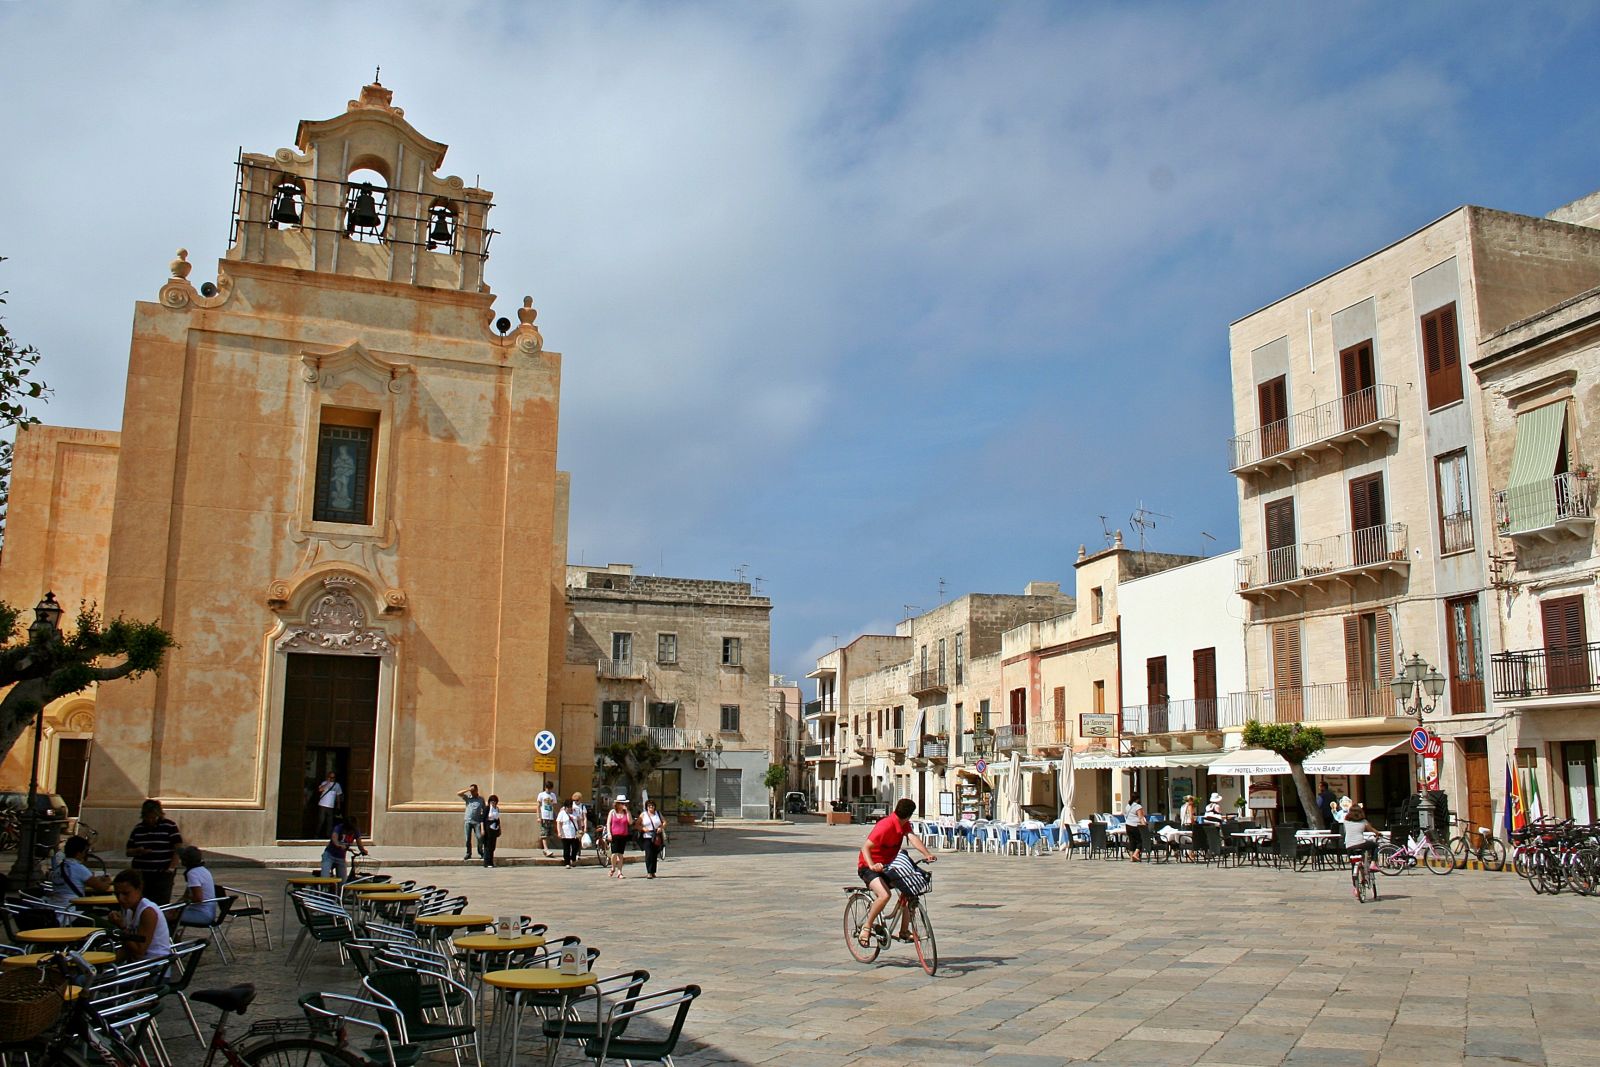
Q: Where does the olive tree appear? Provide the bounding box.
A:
[1241,719,1328,829]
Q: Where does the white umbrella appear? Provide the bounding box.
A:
[1057,747,1076,828]
[1005,751,1022,823]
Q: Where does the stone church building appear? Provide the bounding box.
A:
[0,83,576,846]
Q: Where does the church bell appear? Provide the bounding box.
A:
[427,205,454,249]
[346,182,381,233]
[270,183,302,227]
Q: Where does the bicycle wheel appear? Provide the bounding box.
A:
[1449,835,1471,866]
[1374,842,1405,876]
[1570,850,1598,897]
[1481,838,1508,871]
[1529,854,1549,894]
[1423,844,1455,875]
[909,900,937,976]
[240,1036,368,1066]
[1367,865,1379,901]
[843,894,881,963]
[1352,864,1366,903]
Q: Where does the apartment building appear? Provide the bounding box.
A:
[997,538,1200,816]
[1471,282,1600,825]
[807,586,1073,818]
[768,675,805,803]
[1117,551,1248,815]
[566,564,772,818]
[1229,203,1600,828]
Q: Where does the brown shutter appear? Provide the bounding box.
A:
[1343,615,1366,716]
[1422,303,1463,410]
[1193,648,1217,731]
[1265,498,1295,549]
[1258,376,1288,456]
[1542,596,1590,695]
[1350,474,1387,564]
[1376,609,1394,687]
[1272,623,1303,722]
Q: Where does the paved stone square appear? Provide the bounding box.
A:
[177,821,1600,1065]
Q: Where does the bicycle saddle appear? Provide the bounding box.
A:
[192,984,258,1014]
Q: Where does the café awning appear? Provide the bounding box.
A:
[1206,748,1290,776]
[1303,739,1409,776]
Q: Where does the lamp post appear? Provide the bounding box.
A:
[1390,652,1447,720]
[698,735,723,818]
[970,721,995,819]
[11,593,64,886]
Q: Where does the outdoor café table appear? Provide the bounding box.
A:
[3,949,116,969]
[453,933,547,1034]
[70,895,118,909]
[415,913,494,945]
[1230,829,1272,866]
[282,875,342,939]
[483,967,596,1067]
[16,927,100,947]
[358,891,423,922]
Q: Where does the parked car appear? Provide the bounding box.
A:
[783,791,809,814]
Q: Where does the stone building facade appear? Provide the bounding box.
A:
[3,84,570,847]
[565,564,773,818]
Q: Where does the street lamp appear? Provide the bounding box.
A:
[698,735,724,817]
[12,593,63,886]
[1390,652,1447,720]
[969,721,995,819]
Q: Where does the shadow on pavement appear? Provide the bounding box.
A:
[928,953,1016,976]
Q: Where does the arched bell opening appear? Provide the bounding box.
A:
[343,167,389,243]
[268,176,304,229]
[425,199,457,253]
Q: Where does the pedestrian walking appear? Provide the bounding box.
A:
[637,799,667,879]
[570,792,589,837]
[316,770,343,837]
[537,781,557,858]
[1123,795,1146,862]
[457,783,486,861]
[607,797,632,879]
[124,799,182,906]
[482,794,502,868]
[556,798,581,868]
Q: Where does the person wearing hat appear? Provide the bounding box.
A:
[1201,793,1226,823]
[606,796,633,879]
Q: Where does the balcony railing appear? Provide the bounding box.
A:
[1222,681,1399,727]
[909,667,947,695]
[599,724,631,746]
[804,741,838,760]
[598,656,648,681]
[917,739,949,761]
[1492,642,1600,700]
[1026,719,1070,749]
[1494,472,1596,543]
[1230,384,1400,476]
[633,725,695,749]
[994,723,1028,752]
[1440,511,1474,554]
[1237,523,1409,597]
[1121,698,1221,735]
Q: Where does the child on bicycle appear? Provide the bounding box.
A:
[1343,803,1377,861]
[856,798,937,947]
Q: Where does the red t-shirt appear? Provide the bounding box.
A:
[859,814,910,868]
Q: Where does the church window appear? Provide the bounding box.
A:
[313,408,378,525]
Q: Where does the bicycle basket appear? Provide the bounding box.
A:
[0,967,67,1044]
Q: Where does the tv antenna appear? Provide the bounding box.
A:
[1098,515,1117,548]
[937,577,947,602]
[903,604,922,621]
[734,563,750,583]
[1128,502,1172,554]
[1200,531,1216,555]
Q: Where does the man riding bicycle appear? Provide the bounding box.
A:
[856,798,937,947]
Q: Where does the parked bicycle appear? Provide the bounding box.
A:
[843,858,937,975]
[1374,831,1455,876]
[1448,819,1507,870]
[1513,819,1599,896]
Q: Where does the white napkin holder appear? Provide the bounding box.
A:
[495,915,517,940]
[558,939,586,975]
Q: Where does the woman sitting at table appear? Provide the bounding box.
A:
[178,846,217,926]
[1199,793,1226,823]
[112,869,173,965]
[48,836,113,922]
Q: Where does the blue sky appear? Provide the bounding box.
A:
[4,2,1600,686]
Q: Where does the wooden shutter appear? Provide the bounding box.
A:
[1193,648,1217,730]
[1272,623,1303,722]
[1339,342,1376,427]
[1543,596,1591,694]
[1343,615,1364,716]
[1375,609,1394,685]
[1146,657,1169,732]
[1258,376,1288,456]
[1422,303,1463,410]
[1350,474,1387,564]
[1265,497,1297,583]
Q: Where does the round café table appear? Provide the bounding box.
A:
[357,891,423,923]
[414,913,493,945]
[16,927,100,946]
[283,875,343,938]
[455,933,547,1031]
[348,883,407,894]
[3,950,116,969]
[71,895,118,909]
[483,968,596,1067]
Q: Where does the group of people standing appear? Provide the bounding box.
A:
[534,783,668,878]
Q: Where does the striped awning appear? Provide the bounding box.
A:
[1504,402,1567,532]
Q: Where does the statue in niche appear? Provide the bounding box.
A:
[329,444,357,512]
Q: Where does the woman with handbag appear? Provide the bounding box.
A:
[636,799,667,879]
[556,798,581,868]
[606,797,633,879]
[481,794,502,868]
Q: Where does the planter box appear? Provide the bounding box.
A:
[826,811,853,826]
[677,814,697,825]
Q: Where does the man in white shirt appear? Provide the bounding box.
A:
[537,782,557,858]
[316,771,343,837]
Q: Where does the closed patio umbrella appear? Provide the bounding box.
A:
[1057,747,1076,828]
[1005,751,1022,823]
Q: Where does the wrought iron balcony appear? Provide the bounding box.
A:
[1493,471,1596,544]
[1492,641,1600,701]
[803,741,838,760]
[1237,523,1409,599]
[909,667,948,696]
[804,699,836,721]
[917,739,949,761]
[1221,681,1399,728]
[597,656,648,681]
[994,723,1028,752]
[1229,384,1399,477]
[632,725,695,749]
[1026,719,1070,750]
[1121,698,1220,735]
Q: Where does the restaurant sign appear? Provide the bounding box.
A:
[1080,713,1117,738]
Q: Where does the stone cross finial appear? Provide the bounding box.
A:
[518,296,537,325]
[170,249,192,279]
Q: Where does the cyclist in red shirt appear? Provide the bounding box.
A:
[857,798,937,946]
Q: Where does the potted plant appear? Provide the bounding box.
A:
[1573,462,1592,479]
[677,799,701,825]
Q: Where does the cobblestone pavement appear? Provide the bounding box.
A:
[164,820,1600,1065]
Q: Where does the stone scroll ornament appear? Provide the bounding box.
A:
[278,578,394,654]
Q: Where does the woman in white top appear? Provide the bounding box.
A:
[636,799,668,879]
[1201,793,1226,823]
[178,846,218,926]
[1179,796,1197,828]
[1123,797,1147,862]
[556,799,581,868]
[1342,803,1377,862]
[113,869,173,965]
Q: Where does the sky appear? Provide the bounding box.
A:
[4,2,1600,687]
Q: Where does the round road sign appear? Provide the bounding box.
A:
[1409,727,1429,754]
[534,730,557,755]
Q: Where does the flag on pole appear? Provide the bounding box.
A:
[1505,761,1526,836]
[1526,764,1545,821]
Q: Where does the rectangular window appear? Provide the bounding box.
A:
[610,632,632,663]
[953,703,963,755]
[954,633,964,684]
[1541,595,1591,694]
[978,699,991,731]
[1501,402,1570,535]
[1093,680,1105,715]
[1446,595,1485,714]
[721,637,742,666]
[657,633,678,664]
[1339,340,1377,429]
[1008,688,1026,727]
[1422,302,1463,410]
[1264,497,1297,583]
[720,705,741,733]
[312,417,376,525]
[1350,473,1389,565]
[1146,657,1169,732]
[1052,686,1066,720]
[1258,375,1289,457]
[937,638,946,684]
[1436,450,1474,554]
[643,768,681,814]
[1091,587,1104,624]
[1193,648,1217,731]
[600,700,631,745]
[647,701,677,728]
[1342,611,1393,717]
[1272,622,1304,721]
